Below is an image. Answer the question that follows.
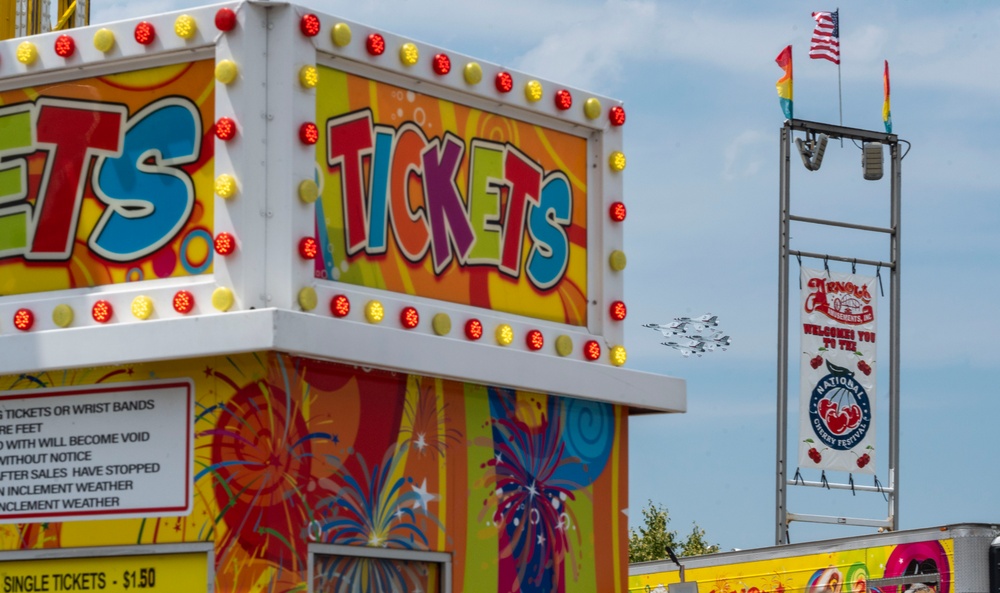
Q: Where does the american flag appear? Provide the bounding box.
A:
[809,10,840,64]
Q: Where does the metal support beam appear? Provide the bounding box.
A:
[888,137,903,532]
[785,512,894,529]
[787,479,895,494]
[788,250,894,270]
[788,118,897,143]
[775,125,791,544]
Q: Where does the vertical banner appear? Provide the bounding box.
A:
[799,267,877,474]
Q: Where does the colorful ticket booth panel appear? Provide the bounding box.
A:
[0,3,685,592]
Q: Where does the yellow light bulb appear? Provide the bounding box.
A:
[365,300,384,323]
[94,28,115,52]
[131,296,154,320]
[584,98,602,120]
[332,23,352,47]
[555,335,573,357]
[609,151,626,172]
[432,313,451,336]
[215,60,239,84]
[610,345,627,366]
[496,324,514,346]
[609,250,627,271]
[52,304,74,328]
[299,65,319,88]
[215,174,237,198]
[399,42,419,66]
[298,287,318,311]
[464,62,482,85]
[298,179,319,203]
[524,80,543,102]
[16,42,37,65]
[175,15,197,39]
[212,287,234,311]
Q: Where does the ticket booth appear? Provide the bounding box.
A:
[0,3,685,591]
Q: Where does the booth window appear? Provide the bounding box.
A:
[309,543,451,593]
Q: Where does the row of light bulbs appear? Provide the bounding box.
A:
[5,291,627,365]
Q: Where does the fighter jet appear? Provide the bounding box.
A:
[661,340,706,357]
[671,314,718,332]
[688,332,732,352]
[648,315,728,357]
[643,321,691,337]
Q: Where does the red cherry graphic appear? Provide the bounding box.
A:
[810,355,823,369]
[825,410,851,435]
[857,360,872,376]
[818,398,838,419]
[856,456,866,468]
[846,404,863,429]
[808,448,822,463]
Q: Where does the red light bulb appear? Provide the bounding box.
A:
[215,117,237,141]
[330,295,350,318]
[299,122,319,145]
[584,340,601,361]
[495,72,513,93]
[433,53,451,75]
[609,105,626,126]
[214,232,236,256]
[465,319,483,340]
[134,21,155,45]
[609,301,627,321]
[609,201,627,222]
[173,290,195,314]
[215,8,237,31]
[92,300,113,323]
[13,308,34,331]
[366,33,385,56]
[554,89,572,110]
[400,306,419,329]
[298,237,318,259]
[54,35,75,57]
[526,329,544,350]
[300,14,320,37]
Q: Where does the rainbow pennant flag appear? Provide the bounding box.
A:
[776,45,793,119]
[883,60,892,133]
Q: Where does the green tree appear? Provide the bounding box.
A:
[629,500,720,563]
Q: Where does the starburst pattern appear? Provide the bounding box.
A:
[399,378,462,457]
[202,357,338,574]
[316,444,432,550]
[481,389,583,593]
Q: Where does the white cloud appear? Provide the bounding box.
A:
[723,129,768,180]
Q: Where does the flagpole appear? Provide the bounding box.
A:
[837,7,843,146]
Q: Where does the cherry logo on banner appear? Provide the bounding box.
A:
[807,360,871,450]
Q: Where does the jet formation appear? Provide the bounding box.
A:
[643,315,730,357]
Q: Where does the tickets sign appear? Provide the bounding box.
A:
[799,267,878,474]
[0,61,215,297]
[0,380,193,523]
[0,550,209,593]
[314,67,590,325]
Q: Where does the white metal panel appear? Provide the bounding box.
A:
[0,308,683,412]
[271,309,685,412]
[214,1,268,311]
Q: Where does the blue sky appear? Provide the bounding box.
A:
[92,0,1000,549]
